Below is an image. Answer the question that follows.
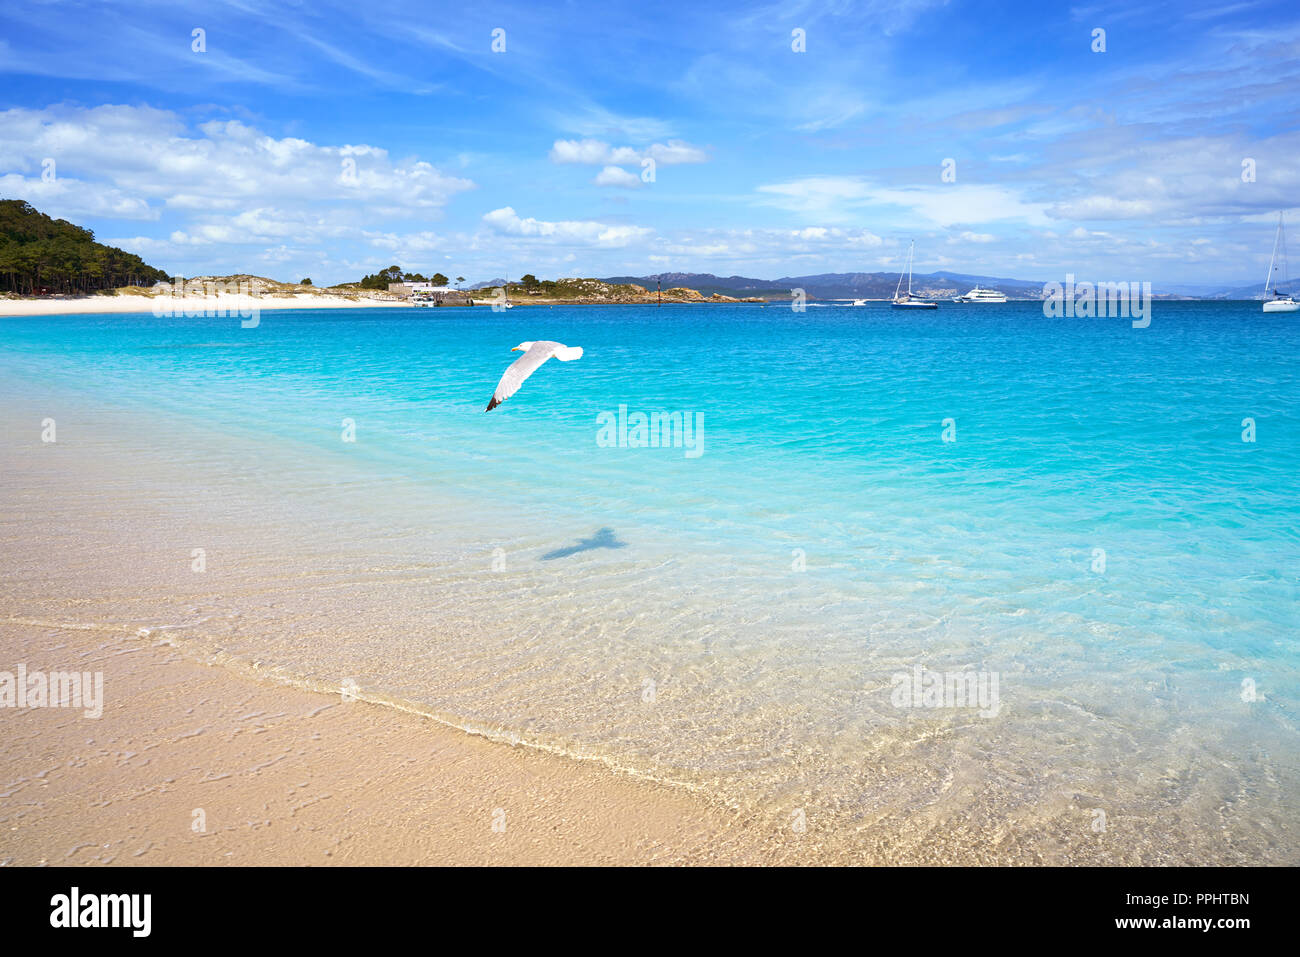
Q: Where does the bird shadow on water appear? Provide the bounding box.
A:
[540,527,627,561]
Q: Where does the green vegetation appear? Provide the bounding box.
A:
[359,265,411,289]
[356,265,454,289]
[0,199,170,295]
[479,277,661,300]
[300,278,312,286]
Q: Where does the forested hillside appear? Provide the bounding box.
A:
[0,200,169,295]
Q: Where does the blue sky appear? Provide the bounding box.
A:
[1,0,1297,286]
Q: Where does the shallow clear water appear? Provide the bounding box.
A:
[2,301,1297,862]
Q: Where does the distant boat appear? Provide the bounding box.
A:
[851,298,868,306]
[891,240,938,309]
[951,285,1007,304]
[1262,212,1298,313]
[503,276,514,309]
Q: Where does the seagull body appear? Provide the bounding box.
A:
[486,340,584,411]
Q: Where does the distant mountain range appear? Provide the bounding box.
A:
[601,271,1048,300]
[599,271,1268,301]
[1204,281,1286,300]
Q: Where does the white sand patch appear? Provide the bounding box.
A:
[0,293,406,317]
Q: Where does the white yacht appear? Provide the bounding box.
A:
[851,298,868,306]
[1262,212,1298,313]
[952,285,1008,304]
[891,241,938,310]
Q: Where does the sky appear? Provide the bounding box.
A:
[1,0,1298,287]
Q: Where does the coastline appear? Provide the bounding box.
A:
[0,293,407,318]
[0,378,797,866]
[3,306,1295,867]
[0,293,771,317]
[0,618,790,866]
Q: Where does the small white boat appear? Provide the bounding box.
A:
[1262,212,1298,313]
[851,298,868,306]
[891,241,938,310]
[951,285,1007,304]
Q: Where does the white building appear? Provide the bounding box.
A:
[388,282,456,295]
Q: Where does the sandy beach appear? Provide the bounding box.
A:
[0,384,800,866]
[3,305,1296,868]
[0,293,406,318]
[0,619,794,866]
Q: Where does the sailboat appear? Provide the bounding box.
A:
[891,240,938,309]
[1262,212,1298,313]
[502,276,514,309]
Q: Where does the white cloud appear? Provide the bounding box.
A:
[550,139,622,164]
[549,137,708,167]
[361,230,447,252]
[645,140,709,164]
[756,176,873,211]
[0,103,481,283]
[482,207,652,246]
[0,173,156,220]
[756,175,1050,227]
[0,104,475,225]
[791,226,883,245]
[1049,196,1155,219]
[552,108,677,142]
[593,166,643,188]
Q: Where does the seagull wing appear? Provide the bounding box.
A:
[486,342,559,411]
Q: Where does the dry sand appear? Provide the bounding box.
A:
[0,293,406,317]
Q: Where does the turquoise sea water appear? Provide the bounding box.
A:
[2,300,1297,862]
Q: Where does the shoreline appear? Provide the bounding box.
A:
[3,314,1294,867]
[0,383,801,866]
[0,293,407,317]
[0,619,792,865]
[0,295,774,317]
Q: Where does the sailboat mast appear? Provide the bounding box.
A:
[1280,212,1289,289]
[907,240,914,295]
[1265,215,1283,295]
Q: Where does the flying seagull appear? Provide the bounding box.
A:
[485,340,584,411]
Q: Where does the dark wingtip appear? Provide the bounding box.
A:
[485,396,501,411]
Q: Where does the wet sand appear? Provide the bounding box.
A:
[0,384,802,866]
[0,618,799,866]
[2,331,1293,867]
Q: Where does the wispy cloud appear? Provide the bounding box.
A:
[2,0,1296,283]
[755,176,1051,228]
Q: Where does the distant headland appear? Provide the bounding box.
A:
[0,200,1266,316]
